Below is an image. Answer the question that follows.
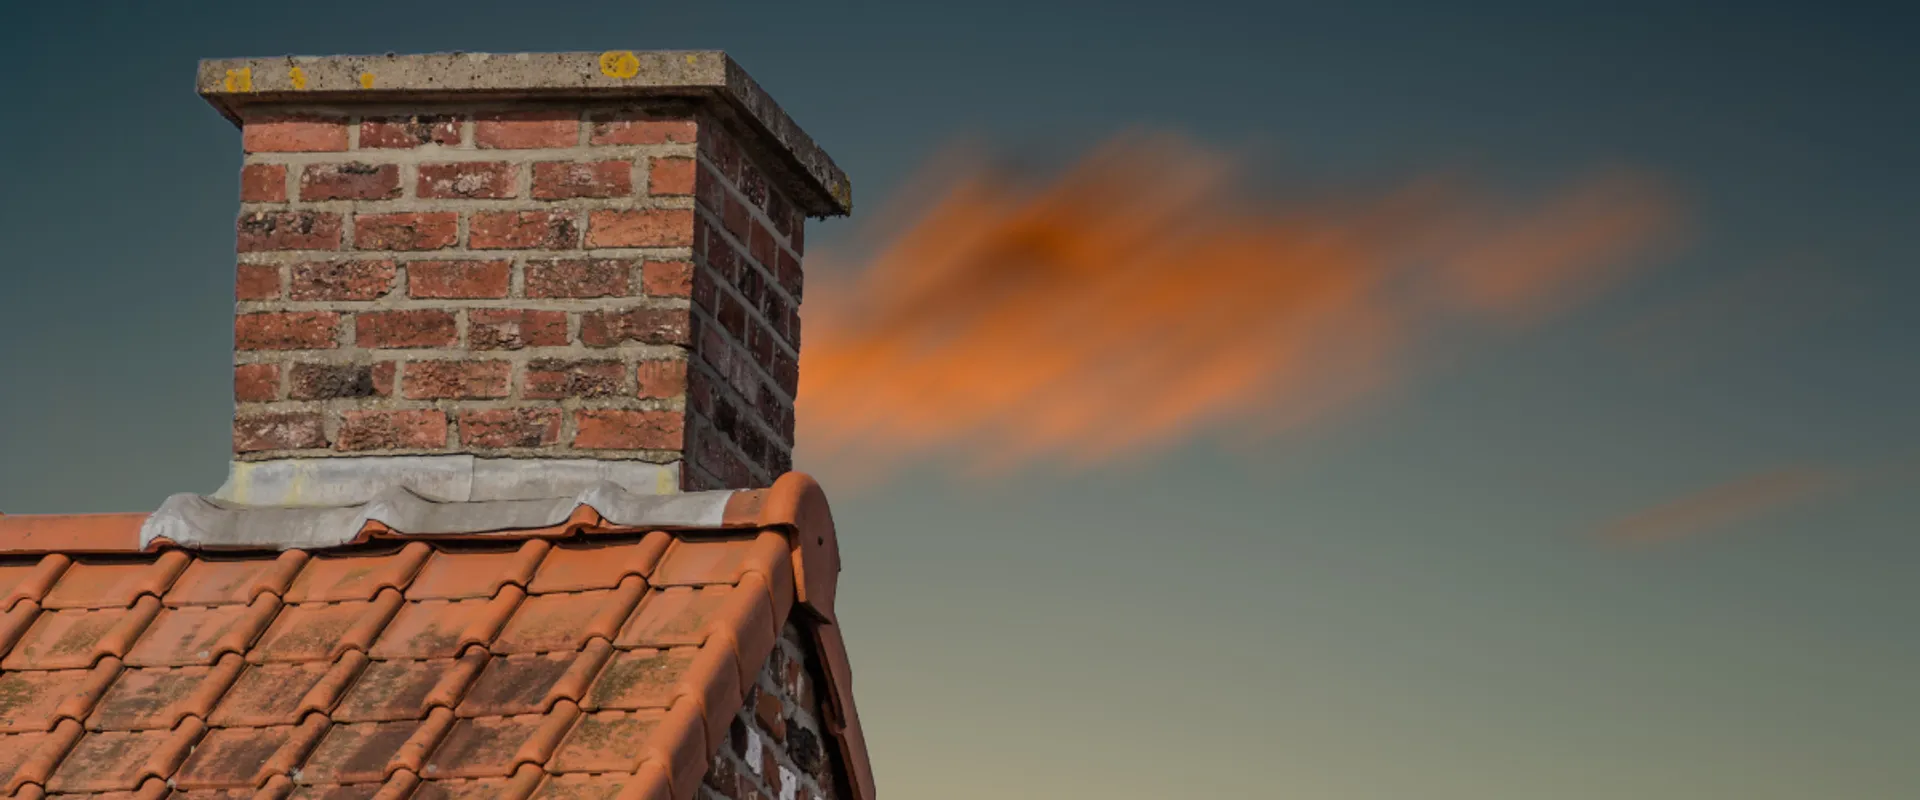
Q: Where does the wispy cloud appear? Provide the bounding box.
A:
[798,133,1679,471]
[1594,467,1847,545]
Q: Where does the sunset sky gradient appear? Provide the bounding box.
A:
[2,3,1916,797]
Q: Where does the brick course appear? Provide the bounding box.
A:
[703,623,850,800]
[229,102,806,486]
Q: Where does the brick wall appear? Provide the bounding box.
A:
[705,622,848,800]
[230,103,805,490]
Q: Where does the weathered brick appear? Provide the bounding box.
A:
[636,359,687,399]
[775,249,803,300]
[754,690,786,743]
[289,260,397,301]
[354,213,458,251]
[236,264,281,300]
[641,260,693,298]
[722,195,751,241]
[524,359,625,399]
[459,409,561,448]
[243,116,347,153]
[235,312,340,351]
[336,410,447,451]
[237,211,342,252]
[574,410,683,450]
[355,310,457,348]
[469,309,568,350]
[589,117,696,145]
[580,307,691,347]
[417,162,518,199]
[407,260,511,299]
[233,364,280,402]
[532,161,631,200]
[299,162,400,201]
[525,259,630,298]
[694,162,726,215]
[239,164,287,203]
[749,222,778,269]
[587,209,694,248]
[234,413,328,452]
[402,360,512,399]
[470,211,578,250]
[288,362,394,400]
[475,112,578,149]
[359,116,460,149]
[650,157,696,196]
[740,161,770,211]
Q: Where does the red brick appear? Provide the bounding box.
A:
[417,162,518,199]
[722,195,751,241]
[532,161,632,200]
[407,260,511,299]
[694,161,726,214]
[235,312,340,351]
[589,117,697,145]
[574,410,683,450]
[359,116,460,149]
[354,213,458,251]
[524,360,625,399]
[641,260,693,298]
[402,360,512,399]
[240,164,287,203]
[775,248,803,300]
[233,364,280,402]
[243,116,347,153]
[299,162,400,201]
[288,362,394,400]
[469,309,568,350]
[336,410,447,451]
[475,112,579,149]
[355,310,457,349]
[237,211,342,252]
[749,222,778,268]
[636,359,687,399]
[580,307,691,347]
[470,211,578,250]
[289,260,397,301]
[236,264,281,300]
[649,157,696,196]
[234,413,328,452]
[459,409,562,448]
[525,259,630,298]
[587,209,694,248]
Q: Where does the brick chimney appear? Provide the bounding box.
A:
[198,52,849,495]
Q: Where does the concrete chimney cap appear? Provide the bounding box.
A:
[197,50,851,216]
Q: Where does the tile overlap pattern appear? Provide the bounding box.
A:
[0,528,795,800]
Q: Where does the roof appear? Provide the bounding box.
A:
[0,473,872,800]
[196,50,853,217]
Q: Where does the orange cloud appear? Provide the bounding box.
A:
[798,133,1678,470]
[1594,467,1845,544]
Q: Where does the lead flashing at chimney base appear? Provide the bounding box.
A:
[206,51,839,492]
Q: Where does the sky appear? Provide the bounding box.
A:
[2,2,1918,797]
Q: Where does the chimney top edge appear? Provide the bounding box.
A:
[197,50,850,215]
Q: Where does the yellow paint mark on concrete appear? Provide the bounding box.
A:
[288,66,308,90]
[685,54,697,65]
[599,51,641,79]
[656,466,679,494]
[359,72,376,89]
[223,67,253,93]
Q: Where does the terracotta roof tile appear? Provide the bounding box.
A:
[490,581,643,655]
[122,597,278,667]
[249,592,402,664]
[368,593,519,660]
[524,535,670,595]
[39,553,189,611]
[405,542,547,601]
[86,658,241,731]
[3,598,161,670]
[162,552,307,607]
[282,544,430,604]
[0,474,874,800]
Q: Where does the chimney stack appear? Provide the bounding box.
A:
[199,51,849,496]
